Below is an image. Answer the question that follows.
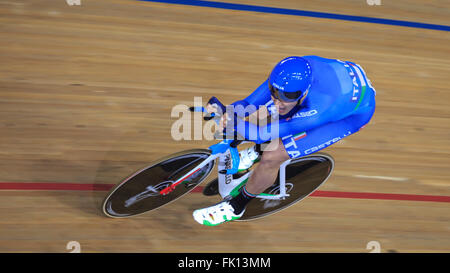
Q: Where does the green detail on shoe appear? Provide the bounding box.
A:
[228,178,277,199]
[202,220,219,226]
[258,192,277,197]
[202,215,241,226]
[229,178,248,198]
[231,215,242,221]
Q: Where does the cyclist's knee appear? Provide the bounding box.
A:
[260,140,289,166]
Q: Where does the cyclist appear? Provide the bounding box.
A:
[193,56,376,226]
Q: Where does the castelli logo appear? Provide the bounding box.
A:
[224,154,232,185]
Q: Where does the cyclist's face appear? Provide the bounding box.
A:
[272,96,298,115]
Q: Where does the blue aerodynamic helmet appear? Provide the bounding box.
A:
[268,56,312,103]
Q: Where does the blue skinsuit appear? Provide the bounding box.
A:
[230,55,376,158]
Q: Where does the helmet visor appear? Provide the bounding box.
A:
[269,83,304,102]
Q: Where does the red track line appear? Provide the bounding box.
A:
[0,182,449,203]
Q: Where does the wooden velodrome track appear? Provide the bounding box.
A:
[0,0,449,253]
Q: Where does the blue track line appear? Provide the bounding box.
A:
[139,0,450,32]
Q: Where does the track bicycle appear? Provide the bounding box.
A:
[102,97,334,221]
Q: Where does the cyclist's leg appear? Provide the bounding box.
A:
[245,138,289,194]
[244,107,373,195]
[192,139,290,226]
[231,107,375,216]
[224,138,288,217]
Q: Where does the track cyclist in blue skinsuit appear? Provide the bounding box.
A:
[193,56,376,226]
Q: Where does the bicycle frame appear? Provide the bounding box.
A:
[217,144,290,200]
[160,96,290,199]
[160,139,290,201]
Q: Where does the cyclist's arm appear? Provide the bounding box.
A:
[235,111,329,144]
[230,79,271,117]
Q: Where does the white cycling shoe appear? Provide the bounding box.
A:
[193,201,245,226]
[238,146,260,172]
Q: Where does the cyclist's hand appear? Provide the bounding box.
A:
[219,112,229,129]
[205,103,218,115]
[206,103,228,129]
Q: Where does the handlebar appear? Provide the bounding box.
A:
[189,96,248,175]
